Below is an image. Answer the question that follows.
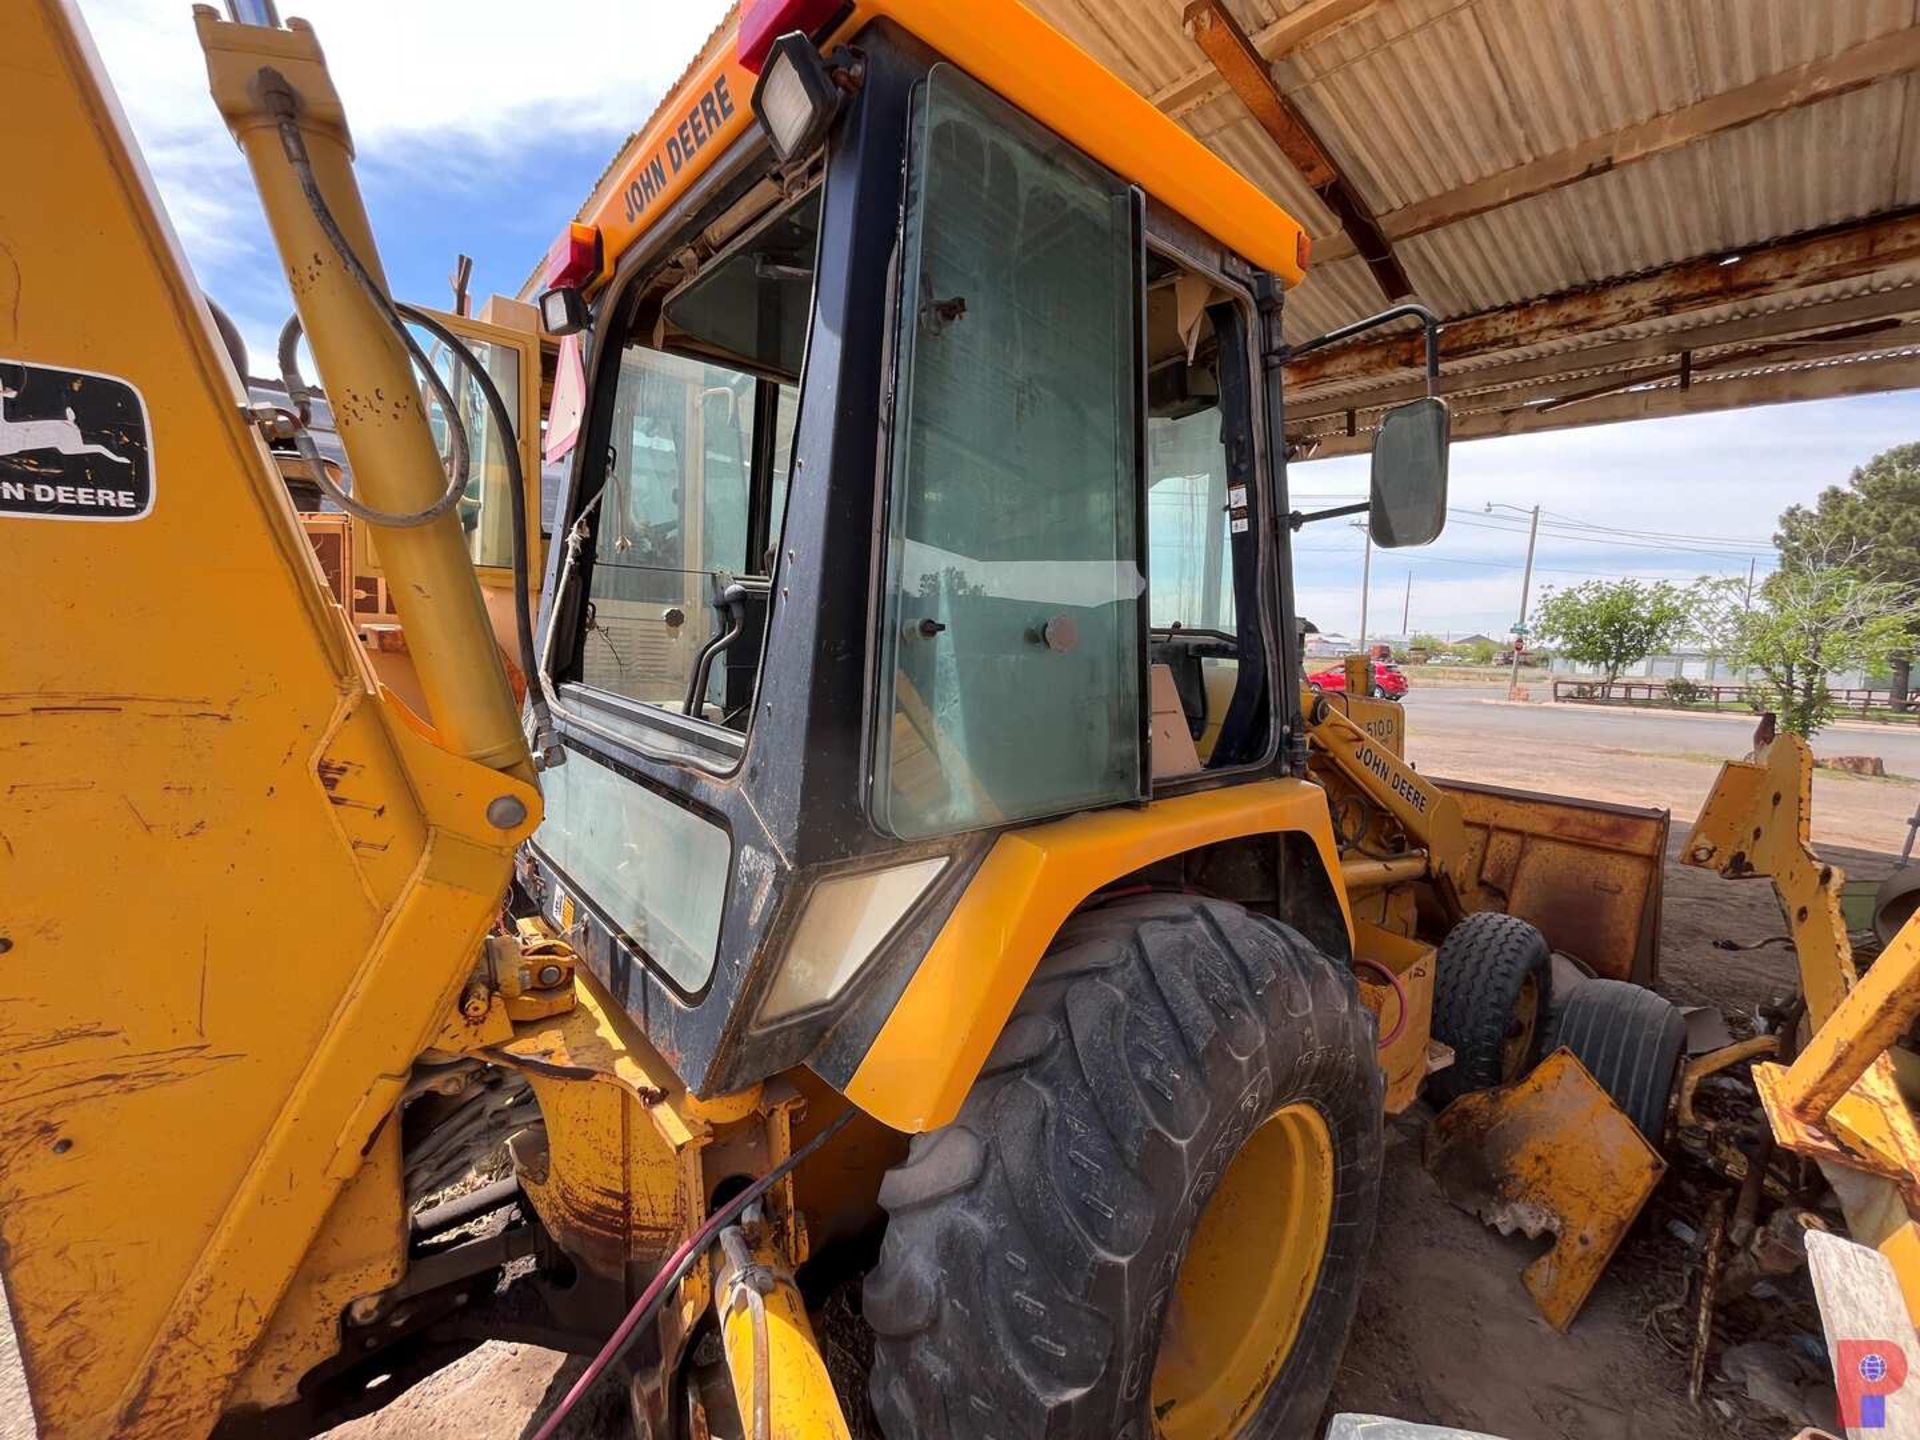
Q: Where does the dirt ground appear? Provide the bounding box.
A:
[1322,841,1896,1440]
[2,705,1910,1439]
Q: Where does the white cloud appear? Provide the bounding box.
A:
[81,0,733,151]
[76,0,735,356]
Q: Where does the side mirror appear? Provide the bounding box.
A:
[1370,396,1449,548]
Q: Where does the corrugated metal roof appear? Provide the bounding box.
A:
[1018,0,1920,444]
[548,0,1920,445]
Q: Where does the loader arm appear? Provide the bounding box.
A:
[0,4,535,1435]
[1304,687,1469,897]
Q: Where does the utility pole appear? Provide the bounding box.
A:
[1356,521,1373,653]
[1743,556,1757,610]
[1499,504,1540,699]
[1401,573,1412,637]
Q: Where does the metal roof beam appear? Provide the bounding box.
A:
[1283,283,1920,420]
[1284,210,1920,390]
[1183,0,1412,299]
[1313,27,1920,263]
[1154,0,1389,119]
[1293,350,1920,457]
[1532,318,1918,413]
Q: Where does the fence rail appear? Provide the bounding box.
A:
[1551,678,1920,724]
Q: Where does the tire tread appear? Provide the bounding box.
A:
[864,896,1382,1440]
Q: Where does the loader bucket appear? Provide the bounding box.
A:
[1432,777,1668,985]
[1424,1049,1666,1331]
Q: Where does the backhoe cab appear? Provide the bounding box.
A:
[527,1,1450,1116]
[1,1,1674,1438]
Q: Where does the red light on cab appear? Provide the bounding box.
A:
[738,0,843,74]
[545,223,602,290]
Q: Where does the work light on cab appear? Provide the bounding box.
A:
[538,221,600,337]
[750,31,844,165]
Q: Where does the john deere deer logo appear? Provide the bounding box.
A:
[0,360,152,521]
[0,385,133,466]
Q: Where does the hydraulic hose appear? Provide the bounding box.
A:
[528,1108,857,1440]
[1351,956,1409,1049]
[270,102,470,529]
[273,284,552,751]
[393,304,552,752]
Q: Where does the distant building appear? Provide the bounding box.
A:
[1549,647,1876,690]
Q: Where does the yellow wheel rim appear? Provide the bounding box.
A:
[1149,1102,1335,1440]
[1502,974,1541,1082]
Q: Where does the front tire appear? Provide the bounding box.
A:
[1427,911,1552,1106]
[863,896,1382,1440]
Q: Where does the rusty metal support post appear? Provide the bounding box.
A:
[1688,1193,1728,1406]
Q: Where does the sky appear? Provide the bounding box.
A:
[1290,391,1920,642]
[77,0,1920,639]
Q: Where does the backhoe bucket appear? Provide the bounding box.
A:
[1425,1049,1666,1331]
[1435,778,1669,985]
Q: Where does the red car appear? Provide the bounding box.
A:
[1308,658,1408,700]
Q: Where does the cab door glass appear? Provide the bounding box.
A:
[571,190,817,729]
[875,65,1145,840]
[409,321,522,569]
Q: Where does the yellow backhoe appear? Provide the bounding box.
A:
[1,2,1692,1437]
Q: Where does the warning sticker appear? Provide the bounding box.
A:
[0,360,153,521]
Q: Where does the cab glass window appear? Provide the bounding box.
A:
[536,747,729,992]
[874,66,1144,840]
[572,192,816,731]
[1148,407,1236,633]
[412,323,523,570]
[1144,293,1268,773]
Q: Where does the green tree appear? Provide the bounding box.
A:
[1409,632,1444,653]
[1778,443,1920,697]
[1696,552,1920,736]
[1530,579,1692,684]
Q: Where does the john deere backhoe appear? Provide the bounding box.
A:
[3,2,1683,1437]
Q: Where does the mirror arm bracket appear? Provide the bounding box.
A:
[1289,499,1371,531]
[1280,301,1442,392]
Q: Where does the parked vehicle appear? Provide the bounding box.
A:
[1311,657,1410,699]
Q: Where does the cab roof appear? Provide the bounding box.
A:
[544,0,1310,295]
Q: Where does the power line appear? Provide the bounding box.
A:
[1294,495,1779,559]
[1297,547,1725,582]
[1445,513,1774,561]
[1534,505,1775,548]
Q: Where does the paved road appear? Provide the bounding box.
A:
[1401,686,1920,776]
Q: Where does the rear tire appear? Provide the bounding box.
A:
[863,895,1382,1440]
[1545,978,1687,1147]
[1427,911,1552,1106]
